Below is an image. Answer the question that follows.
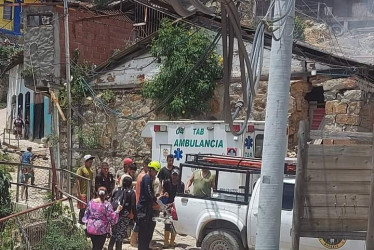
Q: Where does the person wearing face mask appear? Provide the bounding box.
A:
[95,162,115,198]
[108,175,137,250]
[83,186,123,250]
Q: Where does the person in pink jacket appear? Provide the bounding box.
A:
[83,186,123,250]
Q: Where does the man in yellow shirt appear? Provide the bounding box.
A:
[185,168,216,198]
[76,154,94,224]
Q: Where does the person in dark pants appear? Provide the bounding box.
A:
[24,116,30,139]
[131,158,151,247]
[161,168,185,248]
[77,155,95,224]
[137,161,161,250]
[95,162,115,198]
[83,186,122,250]
[158,154,178,187]
[13,116,24,139]
[21,147,35,185]
[108,175,137,250]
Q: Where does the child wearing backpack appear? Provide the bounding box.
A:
[108,174,137,250]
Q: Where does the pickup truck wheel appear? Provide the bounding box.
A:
[201,230,244,250]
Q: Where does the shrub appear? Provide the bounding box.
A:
[143,19,222,118]
[294,16,306,41]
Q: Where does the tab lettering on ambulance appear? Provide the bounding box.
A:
[174,139,224,148]
[318,238,346,249]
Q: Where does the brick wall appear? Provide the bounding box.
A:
[56,6,133,76]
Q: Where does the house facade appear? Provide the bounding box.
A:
[5,3,134,140]
[6,63,52,139]
[0,0,40,36]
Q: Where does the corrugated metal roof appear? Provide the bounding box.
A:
[98,10,133,23]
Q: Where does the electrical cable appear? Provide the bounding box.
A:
[220,0,266,136]
[78,31,222,120]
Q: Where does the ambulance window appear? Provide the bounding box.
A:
[255,134,264,158]
[282,183,294,211]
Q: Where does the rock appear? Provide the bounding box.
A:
[129,94,142,102]
[290,81,311,94]
[344,90,364,101]
[347,101,363,115]
[322,78,358,91]
[336,114,360,125]
[135,120,146,131]
[323,91,337,101]
[335,102,347,114]
[122,107,132,117]
[288,96,296,114]
[325,101,346,115]
[325,101,338,115]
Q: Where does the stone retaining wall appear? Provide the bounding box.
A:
[59,77,374,171]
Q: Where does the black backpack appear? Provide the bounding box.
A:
[111,187,134,212]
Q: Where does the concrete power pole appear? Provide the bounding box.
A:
[63,0,72,193]
[255,0,295,249]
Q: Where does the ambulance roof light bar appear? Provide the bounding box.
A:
[154,125,167,132]
[247,124,255,132]
[225,124,240,132]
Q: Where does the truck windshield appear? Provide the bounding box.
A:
[180,164,259,204]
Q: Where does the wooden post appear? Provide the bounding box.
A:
[16,164,21,202]
[292,120,309,250]
[68,197,77,224]
[49,147,58,200]
[365,124,374,248]
[50,90,67,121]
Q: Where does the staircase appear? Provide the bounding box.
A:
[311,107,325,130]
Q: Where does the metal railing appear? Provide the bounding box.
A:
[0,161,92,207]
[2,128,20,148]
[59,168,92,202]
[0,198,87,250]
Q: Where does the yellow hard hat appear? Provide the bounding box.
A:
[148,161,161,172]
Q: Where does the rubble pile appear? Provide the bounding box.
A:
[303,20,330,47]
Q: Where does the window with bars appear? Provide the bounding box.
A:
[27,14,53,27]
[3,1,13,20]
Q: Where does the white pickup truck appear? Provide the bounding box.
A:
[171,155,366,250]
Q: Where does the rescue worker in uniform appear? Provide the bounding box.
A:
[136,161,161,250]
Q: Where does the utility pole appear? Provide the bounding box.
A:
[63,0,72,194]
[255,0,295,249]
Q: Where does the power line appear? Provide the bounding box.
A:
[71,30,222,120]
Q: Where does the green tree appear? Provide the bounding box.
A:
[143,20,222,118]
[0,168,11,218]
[294,16,306,41]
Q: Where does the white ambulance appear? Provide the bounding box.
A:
[141,120,266,166]
[141,120,272,190]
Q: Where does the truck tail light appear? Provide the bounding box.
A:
[247,125,255,132]
[285,164,296,174]
[171,203,178,221]
[225,124,240,132]
[154,125,167,132]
